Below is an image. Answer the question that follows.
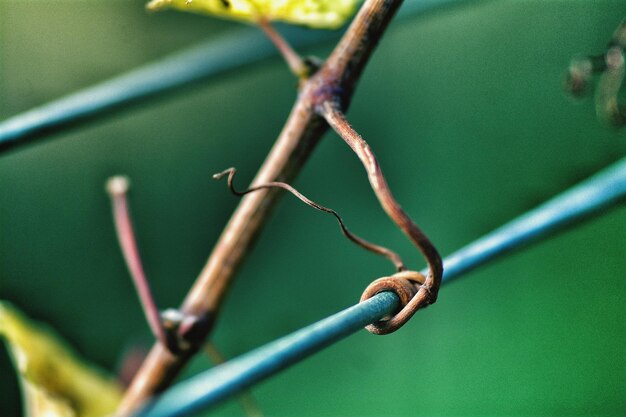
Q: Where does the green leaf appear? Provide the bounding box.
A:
[146,0,360,29]
[0,301,122,417]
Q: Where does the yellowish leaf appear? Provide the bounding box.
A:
[146,0,360,29]
[0,301,123,417]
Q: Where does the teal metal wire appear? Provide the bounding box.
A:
[135,158,626,417]
[136,291,401,417]
[439,157,626,282]
[0,0,468,153]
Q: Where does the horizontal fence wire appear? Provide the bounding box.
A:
[0,0,466,154]
[135,157,626,417]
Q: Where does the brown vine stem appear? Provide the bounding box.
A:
[106,176,168,348]
[118,1,407,413]
[319,101,443,335]
[258,18,308,78]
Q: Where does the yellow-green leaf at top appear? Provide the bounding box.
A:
[0,301,123,417]
[146,0,360,30]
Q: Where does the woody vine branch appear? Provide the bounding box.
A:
[117,0,442,413]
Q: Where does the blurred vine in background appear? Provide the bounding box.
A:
[566,18,626,126]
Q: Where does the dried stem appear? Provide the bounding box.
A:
[258,18,308,78]
[319,102,443,334]
[106,176,168,348]
[118,1,408,412]
[214,167,406,270]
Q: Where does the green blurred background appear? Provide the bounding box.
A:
[1,1,625,415]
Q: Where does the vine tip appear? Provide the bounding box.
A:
[106,175,130,196]
[212,167,235,181]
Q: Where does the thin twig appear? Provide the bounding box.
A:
[213,167,406,270]
[258,18,309,78]
[319,102,443,334]
[118,1,408,412]
[106,176,168,348]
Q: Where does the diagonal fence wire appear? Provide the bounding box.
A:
[0,0,469,154]
[134,158,626,417]
[135,291,401,417]
[440,158,626,282]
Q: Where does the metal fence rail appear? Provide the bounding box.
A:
[135,157,626,417]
